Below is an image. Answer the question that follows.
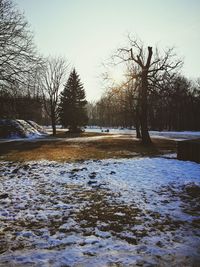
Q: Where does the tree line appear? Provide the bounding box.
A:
[87,75,200,132]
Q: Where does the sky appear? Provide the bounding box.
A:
[16,0,200,101]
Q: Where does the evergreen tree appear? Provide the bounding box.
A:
[59,68,88,132]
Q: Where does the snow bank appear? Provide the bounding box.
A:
[0,157,199,266]
[0,119,47,139]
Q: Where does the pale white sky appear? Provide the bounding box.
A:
[16,0,200,101]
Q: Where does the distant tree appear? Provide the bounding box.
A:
[42,57,68,135]
[59,69,88,132]
[87,101,99,126]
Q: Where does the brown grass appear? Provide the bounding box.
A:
[53,131,108,138]
[0,134,176,162]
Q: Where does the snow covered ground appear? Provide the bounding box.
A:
[0,157,200,266]
[85,127,200,141]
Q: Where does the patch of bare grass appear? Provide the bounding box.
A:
[0,135,176,162]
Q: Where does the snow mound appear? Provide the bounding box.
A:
[0,119,47,139]
[27,120,47,134]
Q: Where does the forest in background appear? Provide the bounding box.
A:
[87,76,200,131]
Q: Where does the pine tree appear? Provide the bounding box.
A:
[58,68,88,132]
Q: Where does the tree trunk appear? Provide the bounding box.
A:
[140,71,152,145]
[70,125,78,133]
[136,121,141,138]
[135,103,141,138]
[51,110,56,136]
[52,122,56,136]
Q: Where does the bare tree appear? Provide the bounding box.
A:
[116,36,183,144]
[42,57,68,136]
[0,0,41,90]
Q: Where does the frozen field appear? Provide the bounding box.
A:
[0,157,200,266]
